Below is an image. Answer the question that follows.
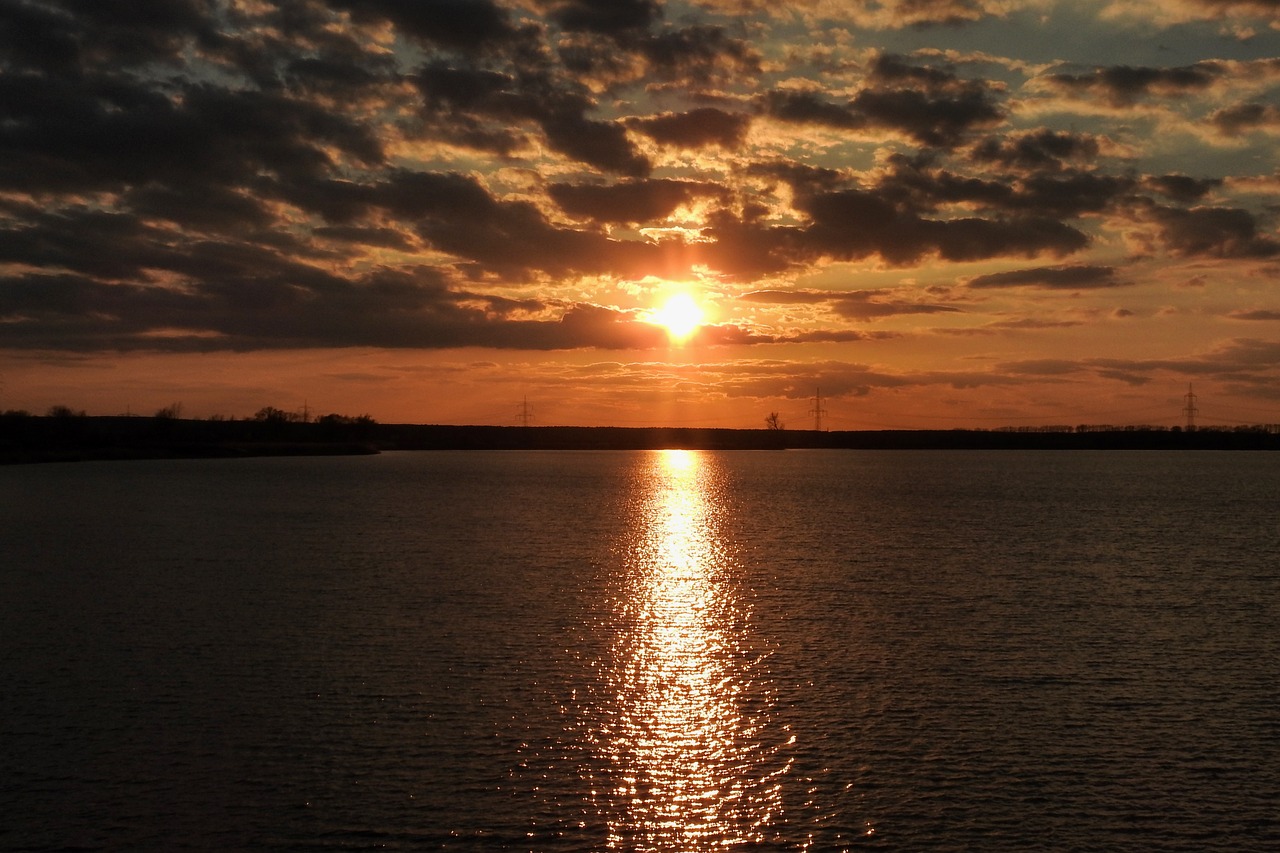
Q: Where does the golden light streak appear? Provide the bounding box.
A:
[594,450,788,850]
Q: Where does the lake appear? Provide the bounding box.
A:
[2,450,1279,850]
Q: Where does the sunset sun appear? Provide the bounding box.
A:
[650,293,705,343]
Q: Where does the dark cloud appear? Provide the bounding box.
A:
[1209,102,1280,136]
[122,183,276,234]
[312,226,418,251]
[747,161,848,197]
[1147,205,1280,259]
[762,56,1003,148]
[543,0,662,35]
[697,213,807,277]
[630,108,752,149]
[415,61,651,175]
[296,170,677,279]
[866,155,1134,218]
[966,265,1124,289]
[868,53,966,89]
[698,199,1088,278]
[970,129,1102,172]
[0,0,217,73]
[737,287,961,320]
[831,292,964,320]
[1007,172,1135,217]
[553,302,667,348]
[0,0,1268,364]
[794,188,1088,266]
[849,85,1002,147]
[774,329,885,344]
[553,27,759,99]
[761,89,867,129]
[1143,174,1223,203]
[0,73,385,195]
[330,0,524,52]
[542,113,651,177]
[0,264,685,353]
[634,24,761,84]
[549,179,725,223]
[1042,62,1222,106]
[261,169,686,280]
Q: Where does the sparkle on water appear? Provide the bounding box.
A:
[594,449,790,850]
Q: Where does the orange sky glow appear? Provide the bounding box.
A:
[3,0,1280,429]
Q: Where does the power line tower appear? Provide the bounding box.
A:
[809,387,828,431]
[517,396,534,427]
[1182,383,1198,431]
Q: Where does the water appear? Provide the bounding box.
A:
[2,450,1279,851]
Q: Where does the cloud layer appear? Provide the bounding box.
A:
[2,0,1279,424]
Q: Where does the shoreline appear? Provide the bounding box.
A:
[5,416,1280,464]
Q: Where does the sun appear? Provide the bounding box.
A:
[650,293,705,343]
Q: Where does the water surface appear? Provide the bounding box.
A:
[2,450,1278,850]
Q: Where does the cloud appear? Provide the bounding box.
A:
[549,178,725,223]
[543,0,662,34]
[0,0,217,73]
[966,265,1125,289]
[1210,102,1280,137]
[1040,62,1223,107]
[831,293,964,320]
[761,54,1004,148]
[415,62,652,175]
[1146,204,1280,258]
[0,0,1277,379]
[737,287,961,319]
[332,0,526,51]
[699,0,1029,29]
[739,289,833,305]
[794,187,1089,265]
[0,264,680,353]
[551,5,761,91]
[629,108,752,149]
[1100,0,1280,31]
[997,337,1280,388]
[1228,309,1280,320]
[1142,174,1223,202]
[969,129,1102,172]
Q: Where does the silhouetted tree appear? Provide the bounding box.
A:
[764,411,785,430]
[253,406,300,423]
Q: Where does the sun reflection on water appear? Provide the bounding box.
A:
[595,449,789,850]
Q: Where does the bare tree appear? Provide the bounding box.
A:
[764,411,785,430]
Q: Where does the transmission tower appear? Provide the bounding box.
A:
[809,387,828,431]
[517,396,534,427]
[1182,383,1198,431]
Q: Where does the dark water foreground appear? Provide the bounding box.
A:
[2,450,1279,850]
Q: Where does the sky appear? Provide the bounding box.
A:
[2,0,1280,429]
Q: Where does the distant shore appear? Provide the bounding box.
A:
[4,414,1280,464]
